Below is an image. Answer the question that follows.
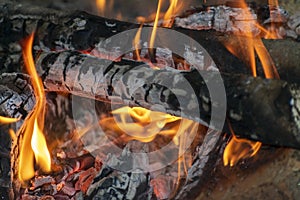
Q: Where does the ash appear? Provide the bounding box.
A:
[175,5,300,40]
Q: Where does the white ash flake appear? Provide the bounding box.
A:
[175,5,300,39]
[72,18,87,29]
[176,6,260,35]
[290,87,300,143]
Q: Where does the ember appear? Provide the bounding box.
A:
[1,0,300,199]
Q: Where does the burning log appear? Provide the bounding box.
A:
[2,1,300,199]
[0,1,300,83]
[0,73,35,199]
[0,73,35,128]
[34,50,300,149]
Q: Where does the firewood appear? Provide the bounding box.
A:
[0,73,35,199]
[34,50,300,149]
[0,1,299,83]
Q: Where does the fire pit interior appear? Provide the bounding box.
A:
[1,0,300,199]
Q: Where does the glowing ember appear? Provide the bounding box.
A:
[18,33,51,183]
[98,105,198,188]
[222,0,280,166]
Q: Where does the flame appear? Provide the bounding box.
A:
[110,106,181,143]
[149,0,162,51]
[96,0,106,16]
[96,0,114,17]
[163,0,182,28]
[99,106,197,188]
[223,124,261,167]
[133,24,143,61]
[222,0,280,166]
[0,116,20,124]
[18,33,51,183]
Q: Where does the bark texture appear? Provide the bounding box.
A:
[35,50,300,149]
[0,1,299,83]
[0,73,35,199]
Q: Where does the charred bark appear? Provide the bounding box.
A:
[0,1,300,83]
[35,50,300,149]
[0,73,35,199]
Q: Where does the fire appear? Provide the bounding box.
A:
[99,106,198,182]
[18,33,51,183]
[96,0,105,16]
[0,116,20,124]
[133,24,143,61]
[222,0,280,166]
[149,0,162,51]
[108,106,182,143]
[96,0,115,17]
[223,124,262,167]
[163,0,182,28]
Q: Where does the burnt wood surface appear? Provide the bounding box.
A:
[0,73,225,200]
[0,73,35,199]
[35,50,300,149]
[0,1,300,83]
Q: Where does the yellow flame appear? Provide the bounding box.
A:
[18,33,51,183]
[99,105,197,190]
[96,0,115,17]
[133,24,143,61]
[110,106,181,143]
[31,119,51,171]
[163,0,182,28]
[9,129,17,142]
[222,0,280,166]
[0,116,20,124]
[224,122,262,167]
[164,0,178,20]
[149,0,162,50]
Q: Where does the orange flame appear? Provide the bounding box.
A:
[18,33,51,183]
[223,123,261,167]
[109,106,181,143]
[96,0,115,17]
[0,116,20,124]
[133,24,143,61]
[223,0,280,166]
[149,0,162,50]
[96,0,106,16]
[163,0,182,28]
[99,106,198,187]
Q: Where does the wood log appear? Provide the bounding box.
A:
[35,50,300,149]
[0,73,225,199]
[0,73,35,199]
[0,1,300,83]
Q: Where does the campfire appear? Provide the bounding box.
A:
[1,0,300,199]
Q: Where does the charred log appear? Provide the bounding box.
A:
[35,50,300,149]
[0,1,300,83]
[0,73,35,199]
